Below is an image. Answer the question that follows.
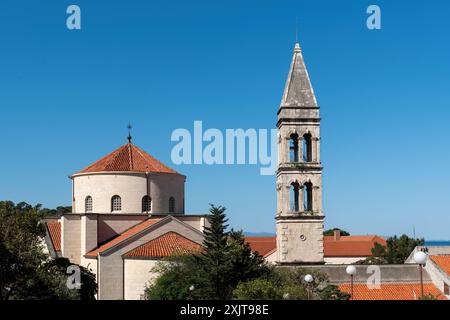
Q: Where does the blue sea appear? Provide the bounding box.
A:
[425,241,450,246]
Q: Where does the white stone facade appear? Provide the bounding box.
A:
[72,172,185,214]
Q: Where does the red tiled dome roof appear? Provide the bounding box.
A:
[75,143,179,175]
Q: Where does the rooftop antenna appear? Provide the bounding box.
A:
[127,123,132,144]
[295,17,299,43]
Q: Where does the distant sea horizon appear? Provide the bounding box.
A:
[424,241,450,246]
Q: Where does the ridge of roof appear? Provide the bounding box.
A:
[123,231,201,258]
[85,217,164,257]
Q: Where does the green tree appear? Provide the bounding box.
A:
[318,284,350,300]
[233,279,280,300]
[146,254,211,300]
[0,201,96,300]
[41,206,72,218]
[420,293,438,300]
[358,234,424,264]
[196,204,231,299]
[323,228,350,236]
[233,268,349,300]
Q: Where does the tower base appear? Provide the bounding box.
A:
[276,216,324,264]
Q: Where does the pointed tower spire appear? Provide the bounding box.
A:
[280,42,318,109]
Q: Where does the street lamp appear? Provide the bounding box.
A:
[346,265,356,300]
[413,251,428,299]
[304,274,313,300]
[188,285,195,300]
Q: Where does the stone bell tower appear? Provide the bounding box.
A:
[276,41,324,264]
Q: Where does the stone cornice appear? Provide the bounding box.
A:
[275,215,325,221]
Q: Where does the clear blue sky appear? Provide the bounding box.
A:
[0,0,449,240]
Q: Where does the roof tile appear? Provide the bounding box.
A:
[338,283,446,300]
[46,221,61,252]
[77,143,179,175]
[85,218,162,257]
[431,255,450,276]
[244,235,386,258]
[123,232,201,258]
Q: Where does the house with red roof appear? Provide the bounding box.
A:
[245,230,387,265]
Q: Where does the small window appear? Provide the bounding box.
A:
[142,195,151,213]
[302,133,312,162]
[304,182,313,212]
[289,133,299,162]
[169,197,175,213]
[290,182,300,212]
[111,195,121,212]
[85,196,93,213]
[444,282,449,295]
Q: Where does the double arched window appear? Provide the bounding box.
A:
[288,133,313,163]
[142,195,151,213]
[290,182,313,212]
[169,197,176,213]
[111,195,122,212]
[85,196,93,213]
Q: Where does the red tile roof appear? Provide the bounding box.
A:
[85,218,162,257]
[244,235,386,258]
[46,221,61,252]
[123,232,201,258]
[338,283,446,300]
[244,237,277,257]
[431,255,450,276]
[324,235,386,257]
[76,143,179,175]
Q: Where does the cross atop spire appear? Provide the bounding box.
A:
[127,123,132,144]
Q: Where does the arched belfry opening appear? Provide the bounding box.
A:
[290,182,300,212]
[302,133,312,162]
[303,182,313,212]
[289,133,299,162]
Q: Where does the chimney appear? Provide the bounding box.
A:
[334,229,341,241]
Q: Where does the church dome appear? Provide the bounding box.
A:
[76,142,179,175]
[71,141,185,215]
